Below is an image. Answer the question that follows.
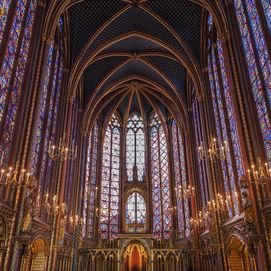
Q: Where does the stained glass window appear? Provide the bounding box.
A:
[126,113,145,181]
[234,0,271,163]
[207,15,243,216]
[82,121,99,239]
[65,96,79,208]
[31,18,64,176]
[261,0,271,36]
[126,192,146,233]
[192,97,209,208]
[171,119,190,238]
[0,0,12,43]
[0,0,37,163]
[29,19,64,216]
[31,42,53,177]
[100,113,120,239]
[150,112,172,239]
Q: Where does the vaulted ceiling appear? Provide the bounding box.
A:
[68,0,203,114]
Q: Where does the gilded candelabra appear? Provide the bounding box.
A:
[206,193,233,214]
[175,184,195,199]
[246,159,271,185]
[190,211,204,229]
[198,138,227,162]
[48,133,77,161]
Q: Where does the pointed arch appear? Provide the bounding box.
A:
[100,113,121,239]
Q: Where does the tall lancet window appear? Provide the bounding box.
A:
[150,112,172,239]
[100,113,120,239]
[83,121,98,239]
[126,192,146,233]
[207,15,244,216]
[192,95,209,208]
[126,113,145,181]
[30,18,65,214]
[171,119,190,238]
[234,0,271,163]
[0,0,37,163]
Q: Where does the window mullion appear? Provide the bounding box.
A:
[214,44,241,213]
[108,128,113,239]
[0,0,18,68]
[241,0,271,116]
[0,0,31,138]
[157,127,164,238]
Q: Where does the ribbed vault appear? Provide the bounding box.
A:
[67,0,204,133]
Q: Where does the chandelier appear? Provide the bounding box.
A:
[175,184,195,199]
[190,211,204,229]
[48,134,77,161]
[38,193,66,216]
[205,193,232,214]
[246,159,271,185]
[0,164,31,186]
[198,138,227,162]
[69,214,83,227]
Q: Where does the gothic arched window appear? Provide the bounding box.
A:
[0,0,37,163]
[126,113,145,182]
[233,0,271,163]
[100,113,120,239]
[64,95,79,214]
[207,15,243,216]
[126,192,146,233]
[192,95,209,208]
[82,121,99,239]
[171,119,190,238]
[30,18,65,214]
[150,112,172,239]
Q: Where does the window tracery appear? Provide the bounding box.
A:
[171,119,190,238]
[30,18,65,215]
[192,96,209,208]
[207,15,244,216]
[150,112,172,239]
[0,0,37,163]
[82,121,99,239]
[126,113,145,182]
[126,192,146,233]
[234,0,271,163]
[100,113,120,239]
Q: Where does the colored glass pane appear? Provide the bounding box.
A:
[0,0,28,123]
[192,98,208,207]
[234,0,271,162]
[172,119,190,238]
[0,0,12,44]
[126,192,146,232]
[150,112,172,239]
[126,113,145,181]
[100,114,120,239]
[31,42,54,175]
[208,53,235,216]
[261,0,271,36]
[1,0,36,162]
[217,40,244,178]
[83,121,98,239]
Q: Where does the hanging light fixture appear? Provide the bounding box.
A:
[198,137,227,162]
[175,184,195,199]
[48,133,77,161]
[246,159,271,185]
